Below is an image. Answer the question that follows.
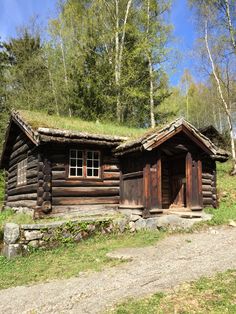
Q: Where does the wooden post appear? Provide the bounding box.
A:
[157,157,162,209]
[186,152,192,209]
[198,159,203,208]
[143,162,151,218]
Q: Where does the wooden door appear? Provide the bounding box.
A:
[186,152,203,210]
[169,157,186,208]
[171,175,185,207]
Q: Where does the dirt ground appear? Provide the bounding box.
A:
[0,226,236,314]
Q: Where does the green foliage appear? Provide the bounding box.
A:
[205,161,236,224]
[113,270,236,314]
[0,229,164,290]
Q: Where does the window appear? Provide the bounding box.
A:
[86,151,100,177]
[69,149,100,178]
[17,159,27,185]
[69,149,83,177]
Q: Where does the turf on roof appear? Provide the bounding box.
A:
[18,110,146,138]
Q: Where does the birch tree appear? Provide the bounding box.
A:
[190,0,236,174]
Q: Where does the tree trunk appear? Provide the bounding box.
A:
[147,0,155,128]
[225,0,236,54]
[205,19,236,175]
[148,55,155,128]
[115,0,133,123]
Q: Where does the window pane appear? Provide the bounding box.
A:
[77,168,83,176]
[93,169,99,177]
[70,150,77,158]
[70,159,76,167]
[87,168,93,177]
[70,168,76,176]
[77,151,83,159]
[94,152,99,160]
[77,159,83,167]
[94,160,99,168]
[87,160,92,167]
[87,151,93,159]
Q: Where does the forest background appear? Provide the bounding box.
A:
[0,0,235,162]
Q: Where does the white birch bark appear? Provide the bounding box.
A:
[205,20,236,174]
[225,0,236,54]
[115,0,133,122]
[147,0,155,128]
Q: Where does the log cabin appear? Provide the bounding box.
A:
[0,111,229,218]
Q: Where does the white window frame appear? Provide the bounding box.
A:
[17,158,27,185]
[69,149,101,178]
[69,149,84,178]
[86,150,100,178]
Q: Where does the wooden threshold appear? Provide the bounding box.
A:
[119,205,144,209]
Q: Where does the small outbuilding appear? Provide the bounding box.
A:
[115,118,229,217]
[0,112,229,218]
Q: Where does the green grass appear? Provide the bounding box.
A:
[204,161,236,225]
[112,270,236,314]
[0,230,164,290]
[18,110,146,138]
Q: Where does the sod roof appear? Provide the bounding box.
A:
[17,110,146,139]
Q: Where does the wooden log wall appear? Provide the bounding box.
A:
[35,151,52,217]
[47,145,120,214]
[5,130,38,209]
[202,158,217,208]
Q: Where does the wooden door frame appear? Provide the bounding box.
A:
[186,152,203,210]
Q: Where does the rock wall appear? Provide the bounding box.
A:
[2,212,212,258]
[2,218,113,258]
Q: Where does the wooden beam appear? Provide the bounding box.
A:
[186,152,192,209]
[143,163,151,218]
[157,157,162,209]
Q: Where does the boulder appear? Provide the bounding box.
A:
[24,230,43,241]
[129,221,136,232]
[28,240,39,248]
[130,214,141,222]
[146,218,158,230]
[135,218,146,230]
[2,243,22,259]
[4,223,20,244]
[114,217,129,233]
[156,215,182,229]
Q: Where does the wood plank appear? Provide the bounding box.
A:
[143,163,151,217]
[8,184,38,196]
[122,171,143,180]
[157,157,162,209]
[198,159,203,208]
[52,187,119,197]
[8,193,37,202]
[52,196,120,205]
[6,200,36,208]
[52,180,120,187]
[186,152,192,208]
[103,164,119,172]
[103,172,120,180]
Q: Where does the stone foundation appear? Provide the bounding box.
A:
[2,212,212,258]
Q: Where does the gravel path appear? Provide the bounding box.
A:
[0,226,236,314]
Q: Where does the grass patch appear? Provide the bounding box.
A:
[18,110,146,138]
[112,270,236,314]
[204,161,236,225]
[0,229,164,290]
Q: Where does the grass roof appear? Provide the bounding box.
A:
[18,110,146,139]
